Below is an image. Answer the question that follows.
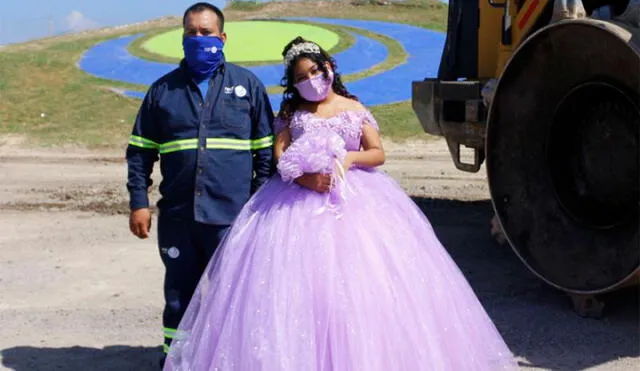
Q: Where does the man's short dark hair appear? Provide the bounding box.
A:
[183,2,225,32]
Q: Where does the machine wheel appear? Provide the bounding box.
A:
[486,19,640,294]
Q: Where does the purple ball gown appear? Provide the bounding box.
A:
[163,109,518,371]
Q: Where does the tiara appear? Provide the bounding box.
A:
[283,42,321,67]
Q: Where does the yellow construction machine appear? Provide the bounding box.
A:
[412,0,639,317]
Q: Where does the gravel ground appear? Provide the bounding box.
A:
[0,137,637,370]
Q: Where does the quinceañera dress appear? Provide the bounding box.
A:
[164,109,518,371]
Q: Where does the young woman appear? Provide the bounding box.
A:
[163,37,518,371]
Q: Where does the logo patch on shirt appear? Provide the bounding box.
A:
[234,85,247,98]
[224,86,234,94]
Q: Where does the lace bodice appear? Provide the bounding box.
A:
[274,109,379,151]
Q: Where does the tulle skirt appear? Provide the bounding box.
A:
[164,169,518,370]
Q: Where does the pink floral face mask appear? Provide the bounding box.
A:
[294,70,334,102]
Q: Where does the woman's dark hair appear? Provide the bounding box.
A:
[278,37,358,122]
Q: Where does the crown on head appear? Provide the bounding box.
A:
[283,42,321,67]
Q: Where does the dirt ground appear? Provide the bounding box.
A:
[0,137,637,371]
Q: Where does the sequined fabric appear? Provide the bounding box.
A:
[164,109,518,371]
[276,127,347,183]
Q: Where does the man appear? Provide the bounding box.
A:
[125,2,274,365]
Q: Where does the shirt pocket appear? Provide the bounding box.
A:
[222,100,251,129]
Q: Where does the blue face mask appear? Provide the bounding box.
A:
[182,36,225,81]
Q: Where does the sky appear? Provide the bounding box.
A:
[0,0,227,45]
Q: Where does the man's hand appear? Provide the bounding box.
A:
[295,173,332,193]
[129,208,152,239]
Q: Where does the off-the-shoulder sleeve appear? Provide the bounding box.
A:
[361,110,379,131]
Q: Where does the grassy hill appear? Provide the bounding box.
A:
[0,0,447,148]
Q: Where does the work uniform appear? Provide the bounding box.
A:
[126,59,275,354]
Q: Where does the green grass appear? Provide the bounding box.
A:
[229,0,448,32]
[143,21,340,63]
[371,102,424,141]
[226,1,268,12]
[127,26,185,65]
[0,0,447,148]
[129,21,356,67]
[0,33,152,147]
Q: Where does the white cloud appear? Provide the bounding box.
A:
[66,11,100,32]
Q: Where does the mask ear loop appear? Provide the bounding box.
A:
[326,68,334,84]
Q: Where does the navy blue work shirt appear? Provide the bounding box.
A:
[126,59,275,225]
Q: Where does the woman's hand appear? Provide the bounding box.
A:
[295,173,332,193]
[342,152,355,171]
